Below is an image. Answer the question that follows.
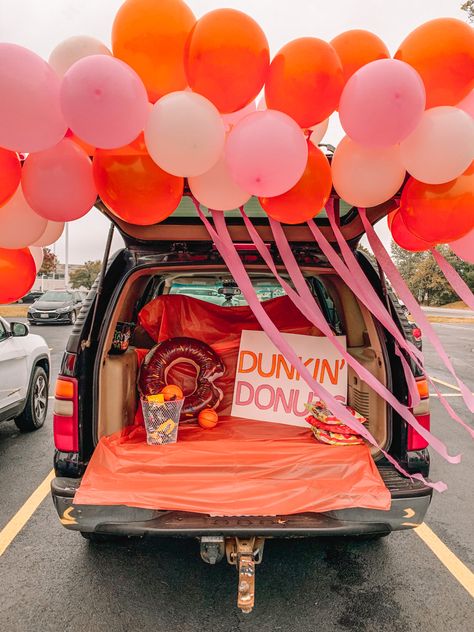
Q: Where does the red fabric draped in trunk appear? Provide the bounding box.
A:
[74,417,391,515]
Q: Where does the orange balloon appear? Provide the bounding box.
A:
[389,209,432,252]
[259,142,332,224]
[93,143,183,226]
[198,408,219,429]
[400,162,474,244]
[395,18,474,108]
[0,148,21,207]
[330,30,390,84]
[265,38,344,128]
[184,9,269,113]
[112,0,196,103]
[161,384,184,401]
[0,248,36,304]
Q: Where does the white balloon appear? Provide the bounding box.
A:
[309,119,329,146]
[400,106,474,184]
[49,36,112,76]
[29,246,44,272]
[189,154,251,211]
[33,220,65,246]
[145,91,225,177]
[0,185,47,248]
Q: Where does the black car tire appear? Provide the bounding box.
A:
[15,366,48,432]
[69,311,77,325]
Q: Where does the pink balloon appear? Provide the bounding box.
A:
[449,229,474,263]
[225,110,308,197]
[222,101,257,131]
[457,90,474,118]
[188,154,251,211]
[400,106,474,184]
[29,246,44,272]
[60,55,149,149]
[332,136,406,207]
[339,59,426,147]
[0,185,47,248]
[145,91,225,177]
[0,44,67,152]
[22,139,97,222]
[33,220,65,247]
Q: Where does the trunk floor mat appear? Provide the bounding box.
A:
[74,417,391,515]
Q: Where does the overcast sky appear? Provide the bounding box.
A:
[0,0,467,263]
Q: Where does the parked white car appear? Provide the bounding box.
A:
[0,317,50,431]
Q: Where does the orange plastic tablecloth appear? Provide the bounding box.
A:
[74,417,391,516]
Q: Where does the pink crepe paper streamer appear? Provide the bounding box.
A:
[248,210,455,468]
[191,198,448,492]
[310,204,474,438]
[431,248,474,312]
[359,207,474,417]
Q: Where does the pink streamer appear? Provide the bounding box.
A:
[265,215,456,467]
[360,207,474,416]
[192,198,448,492]
[432,248,474,311]
[312,204,474,438]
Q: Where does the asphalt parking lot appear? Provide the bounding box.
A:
[0,321,472,631]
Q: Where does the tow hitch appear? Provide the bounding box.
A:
[200,536,265,613]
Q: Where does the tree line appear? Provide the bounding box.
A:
[391,242,474,306]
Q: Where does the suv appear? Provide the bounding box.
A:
[51,197,432,607]
[28,290,84,325]
[0,318,50,431]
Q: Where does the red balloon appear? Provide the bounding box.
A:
[185,9,270,113]
[0,248,36,304]
[259,142,332,224]
[93,139,184,225]
[395,18,474,108]
[265,38,344,128]
[400,162,474,243]
[330,30,390,85]
[0,148,21,207]
[388,209,432,252]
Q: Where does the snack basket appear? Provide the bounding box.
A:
[141,398,184,445]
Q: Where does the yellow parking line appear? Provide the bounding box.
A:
[0,470,54,557]
[430,377,461,392]
[415,523,474,598]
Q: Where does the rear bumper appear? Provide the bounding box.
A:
[51,466,432,538]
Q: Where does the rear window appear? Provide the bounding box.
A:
[169,278,286,307]
[170,195,353,220]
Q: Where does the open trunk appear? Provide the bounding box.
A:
[73,260,392,515]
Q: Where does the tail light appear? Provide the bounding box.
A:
[407,377,430,451]
[412,327,422,342]
[53,376,78,452]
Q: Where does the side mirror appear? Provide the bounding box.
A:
[11,322,29,337]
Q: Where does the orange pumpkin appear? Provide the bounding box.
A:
[198,408,219,429]
[160,384,184,401]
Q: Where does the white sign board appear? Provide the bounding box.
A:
[231,330,347,427]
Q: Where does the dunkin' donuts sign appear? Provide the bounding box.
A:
[231,330,347,427]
